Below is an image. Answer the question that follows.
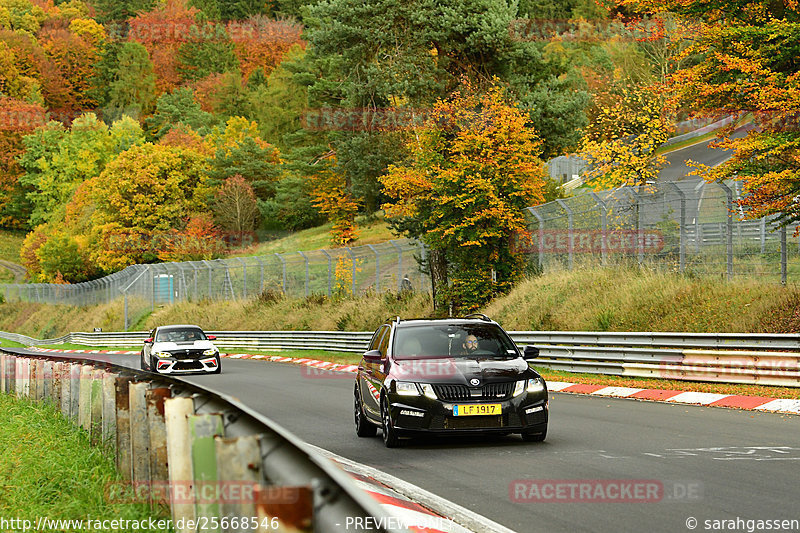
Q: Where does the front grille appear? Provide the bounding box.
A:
[174,361,203,370]
[433,382,514,401]
[444,415,503,430]
[433,384,470,401]
[482,382,514,399]
[169,349,206,359]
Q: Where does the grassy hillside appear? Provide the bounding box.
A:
[237,214,396,256]
[0,266,798,337]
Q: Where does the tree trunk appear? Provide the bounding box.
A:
[428,248,449,315]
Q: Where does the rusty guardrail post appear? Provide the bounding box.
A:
[146,386,171,488]
[79,365,94,430]
[189,413,225,532]
[102,372,119,447]
[129,381,151,484]
[115,376,135,480]
[215,435,262,530]
[165,396,197,532]
[90,369,105,444]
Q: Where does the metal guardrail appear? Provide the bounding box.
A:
[2,329,798,387]
[0,347,404,532]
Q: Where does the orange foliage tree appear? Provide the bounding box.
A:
[618,0,800,227]
[229,16,304,82]
[381,81,546,311]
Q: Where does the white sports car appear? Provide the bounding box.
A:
[140,325,221,374]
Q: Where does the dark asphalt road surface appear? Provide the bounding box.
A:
[11,350,799,533]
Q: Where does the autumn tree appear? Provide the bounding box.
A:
[381,82,546,312]
[213,174,260,236]
[619,0,800,226]
[311,159,360,246]
[581,83,674,189]
[0,98,46,228]
[105,41,158,119]
[206,116,281,198]
[19,113,144,226]
[89,143,212,270]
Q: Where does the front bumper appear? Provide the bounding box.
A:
[386,390,548,436]
[154,356,220,374]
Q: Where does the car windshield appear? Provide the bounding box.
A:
[155,328,206,343]
[392,324,518,360]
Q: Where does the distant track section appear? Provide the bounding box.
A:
[0,260,26,283]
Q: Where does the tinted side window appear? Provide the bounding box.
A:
[377,327,391,356]
[369,326,388,352]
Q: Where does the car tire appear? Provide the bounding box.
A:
[140,351,148,370]
[521,428,547,442]
[213,358,221,374]
[381,396,400,448]
[354,385,377,438]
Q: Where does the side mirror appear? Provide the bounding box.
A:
[523,345,539,360]
[206,335,216,341]
[362,349,383,362]
[144,338,153,344]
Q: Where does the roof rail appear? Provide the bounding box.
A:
[463,313,492,322]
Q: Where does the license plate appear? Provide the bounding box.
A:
[452,404,501,416]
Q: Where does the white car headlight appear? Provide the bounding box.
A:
[419,383,437,400]
[396,381,420,396]
[154,351,172,359]
[513,379,526,397]
[203,348,218,356]
[527,378,545,393]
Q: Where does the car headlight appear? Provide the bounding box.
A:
[154,351,172,359]
[203,348,218,356]
[419,383,437,400]
[527,377,545,393]
[513,379,526,397]
[396,381,420,396]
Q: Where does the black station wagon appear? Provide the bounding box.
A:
[354,314,548,447]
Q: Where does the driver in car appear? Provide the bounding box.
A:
[462,334,479,355]
[185,330,198,342]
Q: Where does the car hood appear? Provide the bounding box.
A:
[391,357,530,384]
[152,340,216,352]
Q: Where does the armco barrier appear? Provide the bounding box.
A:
[0,348,403,533]
[2,329,799,387]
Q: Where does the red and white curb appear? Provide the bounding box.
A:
[307,445,513,533]
[548,381,800,414]
[27,348,800,415]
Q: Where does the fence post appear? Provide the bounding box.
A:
[556,199,574,269]
[367,244,380,292]
[389,240,403,291]
[526,207,544,272]
[627,190,645,264]
[274,254,286,294]
[589,193,608,266]
[781,223,788,285]
[347,248,356,296]
[320,250,332,297]
[253,257,264,294]
[298,251,310,297]
[668,183,687,273]
[102,372,118,446]
[79,365,93,430]
[718,181,734,280]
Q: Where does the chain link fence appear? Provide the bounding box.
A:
[2,177,797,329]
[1,239,430,329]
[524,178,800,282]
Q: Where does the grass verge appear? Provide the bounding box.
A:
[0,393,169,530]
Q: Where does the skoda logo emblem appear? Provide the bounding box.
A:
[470,378,480,386]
